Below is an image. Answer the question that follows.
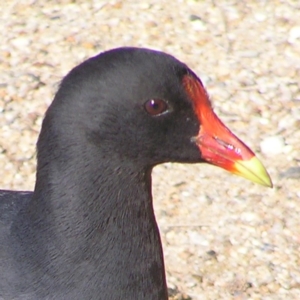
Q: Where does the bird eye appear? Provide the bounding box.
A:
[144,99,169,116]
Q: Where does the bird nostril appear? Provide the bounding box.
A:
[214,136,233,150]
[214,136,242,155]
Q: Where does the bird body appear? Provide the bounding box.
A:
[0,47,272,299]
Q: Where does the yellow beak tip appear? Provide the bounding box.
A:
[234,156,273,188]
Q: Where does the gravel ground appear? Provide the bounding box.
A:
[1,0,300,299]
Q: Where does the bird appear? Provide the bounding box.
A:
[0,47,272,299]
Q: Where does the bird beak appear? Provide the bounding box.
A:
[183,75,272,188]
[191,132,273,187]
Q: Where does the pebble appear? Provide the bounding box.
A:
[279,167,300,179]
[254,12,267,22]
[260,136,285,155]
[11,37,31,48]
[288,26,300,44]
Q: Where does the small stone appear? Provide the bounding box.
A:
[206,250,217,258]
[288,26,300,44]
[189,14,202,22]
[260,136,285,155]
[11,37,30,48]
[188,231,208,246]
[254,12,267,22]
[279,167,300,179]
[191,19,206,31]
[241,212,259,223]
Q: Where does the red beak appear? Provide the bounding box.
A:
[183,75,272,187]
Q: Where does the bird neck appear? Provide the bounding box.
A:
[19,157,168,299]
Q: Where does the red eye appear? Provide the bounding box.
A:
[144,99,168,116]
